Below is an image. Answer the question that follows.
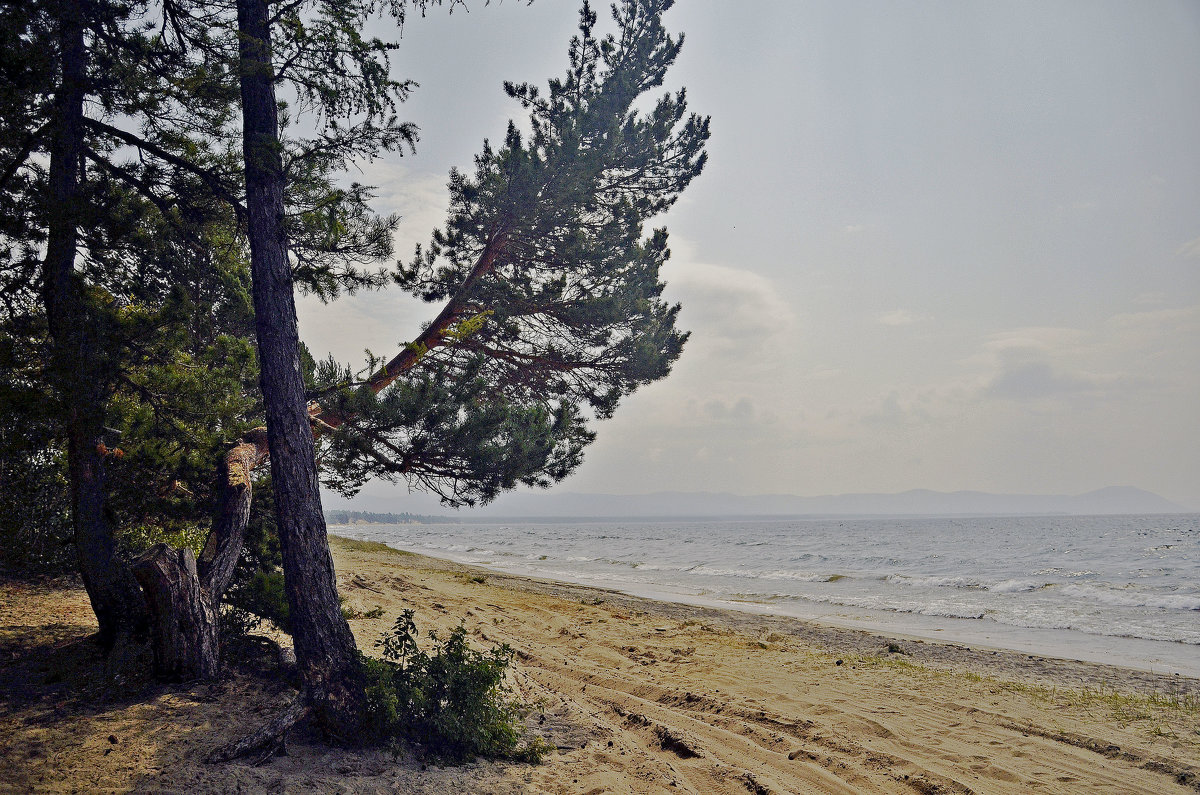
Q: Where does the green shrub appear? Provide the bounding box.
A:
[340,599,385,621]
[363,610,549,763]
[221,475,290,638]
[226,568,290,633]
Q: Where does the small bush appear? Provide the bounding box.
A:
[363,610,549,763]
[220,602,263,641]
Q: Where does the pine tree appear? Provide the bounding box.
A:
[0,0,260,660]
[314,0,708,510]
[210,0,708,750]
[234,0,374,735]
[2,0,403,682]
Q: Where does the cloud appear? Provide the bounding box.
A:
[863,390,926,427]
[984,360,1115,401]
[843,224,867,233]
[1107,303,1200,335]
[662,259,797,357]
[1176,236,1200,259]
[1133,292,1169,306]
[981,326,1088,356]
[877,309,929,326]
[702,396,757,423]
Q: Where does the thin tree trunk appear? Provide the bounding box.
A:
[43,0,146,651]
[236,0,366,740]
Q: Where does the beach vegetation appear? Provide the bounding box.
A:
[1039,684,1200,723]
[332,537,416,557]
[865,652,1199,745]
[363,610,550,763]
[340,602,387,621]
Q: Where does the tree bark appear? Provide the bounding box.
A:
[236,0,366,740]
[199,428,271,597]
[43,0,146,651]
[207,695,310,764]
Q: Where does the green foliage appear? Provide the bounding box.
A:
[223,475,291,633]
[227,568,291,632]
[120,522,209,558]
[320,0,708,508]
[330,536,417,555]
[0,188,260,575]
[0,434,73,576]
[362,610,548,763]
[219,602,264,644]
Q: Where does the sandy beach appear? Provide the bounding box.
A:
[2,535,1197,793]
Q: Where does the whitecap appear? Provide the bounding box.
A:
[885,574,983,590]
[988,579,1046,593]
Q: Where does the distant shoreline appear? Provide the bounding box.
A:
[334,510,1200,525]
[327,486,1194,521]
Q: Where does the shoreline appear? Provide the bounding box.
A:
[333,526,1200,683]
[328,537,1200,792]
[333,538,1198,699]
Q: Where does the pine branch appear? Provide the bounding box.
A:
[0,123,50,193]
[83,118,246,218]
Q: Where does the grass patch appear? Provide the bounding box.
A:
[331,537,414,556]
[341,603,386,620]
[1039,684,1200,721]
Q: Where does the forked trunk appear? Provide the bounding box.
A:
[133,430,268,680]
[133,545,217,679]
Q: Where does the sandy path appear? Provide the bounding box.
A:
[1,537,1196,793]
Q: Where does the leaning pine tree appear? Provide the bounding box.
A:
[316,0,710,506]
[143,0,708,748]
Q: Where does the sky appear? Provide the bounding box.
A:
[299,0,1200,511]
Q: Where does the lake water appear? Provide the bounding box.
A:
[333,513,1200,677]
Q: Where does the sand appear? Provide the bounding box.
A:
[1,535,1197,793]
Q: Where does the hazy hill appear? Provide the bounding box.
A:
[332,486,1190,519]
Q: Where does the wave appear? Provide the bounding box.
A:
[1053,584,1200,611]
[885,574,985,590]
[686,565,839,582]
[884,574,1078,594]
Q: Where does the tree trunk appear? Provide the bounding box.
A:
[132,430,269,680]
[236,0,366,740]
[43,0,146,651]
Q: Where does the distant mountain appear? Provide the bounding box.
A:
[336,485,1190,519]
